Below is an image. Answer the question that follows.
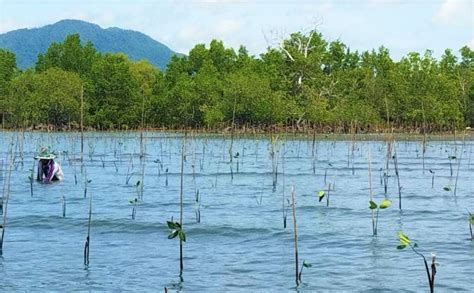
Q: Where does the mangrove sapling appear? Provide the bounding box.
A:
[290,186,310,286]
[318,183,332,207]
[368,152,376,235]
[381,166,390,193]
[379,167,383,186]
[125,156,134,185]
[154,159,163,177]
[369,198,392,236]
[61,195,66,217]
[392,146,402,210]
[298,261,312,285]
[346,124,356,174]
[448,155,456,177]
[130,198,138,220]
[269,135,280,192]
[324,163,333,184]
[291,186,299,286]
[429,169,435,188]
[194,189,201,223]
[228,97,237,181]
[84,187,93,267]
[84,172,91,199]
[281,148,288,229]
[28,167,34,197]
[139,162,145,201]
[168,134,187,279]
[318,190,326,203]
[453,129,467,197]
[166,220,186,275]
[80,85,84,163]
[135,180,142,200]
[234,152,240,173]
[18,131,25,168]
[397,232,437,293]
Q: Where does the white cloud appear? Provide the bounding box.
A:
[214,19,241,35]
[435,0,473,26]
[201,0,245,3]
[368,0,402,4]
[178,25,202,40]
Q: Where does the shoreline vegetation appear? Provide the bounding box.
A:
[1,126,473,142]
[1,30,473,132]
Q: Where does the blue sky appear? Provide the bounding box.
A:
[0,0,472,59]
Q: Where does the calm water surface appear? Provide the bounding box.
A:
[0,132,473,292]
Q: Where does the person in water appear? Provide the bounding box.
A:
[35,148,64,183]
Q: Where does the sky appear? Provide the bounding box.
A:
[0,0,472,59]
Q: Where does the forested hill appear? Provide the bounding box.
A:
[0,19,177,69]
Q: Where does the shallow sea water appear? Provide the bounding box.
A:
[0,131,473,292]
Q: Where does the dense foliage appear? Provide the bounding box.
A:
[0,19,176,69]
[0,31,473,131]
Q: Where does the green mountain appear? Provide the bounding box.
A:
[0,19,177,69]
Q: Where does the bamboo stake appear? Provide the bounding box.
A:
[368,151,375,235]
[291,186,299,287]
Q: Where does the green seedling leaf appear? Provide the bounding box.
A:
[448,156,456,160]
[318,190,326,202]
[167,221,180,230]
[136,180,141,186]
[397,245,407,250]
[413,243,418,248]
[397,231,411,246]
[443,186,451,191]
[379,199,392,209]
[168,230,179,239]
[178,230,186,242]
[369,201,378,210]
[469,214,474,225]
[303,260,312,268]
[87,180,92,183]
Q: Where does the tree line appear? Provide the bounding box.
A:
[0,32,473,132]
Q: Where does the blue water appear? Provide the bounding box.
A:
[0,131,473,291]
